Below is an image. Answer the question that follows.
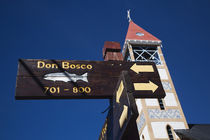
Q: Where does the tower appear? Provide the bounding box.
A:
[122,20,189,139]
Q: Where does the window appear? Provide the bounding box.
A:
[167,125,174,140]
[132,46,161,65]
[141,135,145,140]
[158,99,165,110]
[136,32,144,36]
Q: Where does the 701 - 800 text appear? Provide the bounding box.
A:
[44,86,91,94]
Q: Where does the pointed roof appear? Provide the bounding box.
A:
[125,21,161,45]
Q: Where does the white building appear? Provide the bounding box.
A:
[122,20,189,140]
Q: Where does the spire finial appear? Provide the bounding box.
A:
[127,9,131,22]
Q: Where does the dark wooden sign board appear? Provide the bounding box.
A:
[112,71,140,140]
[99,71,140,140]
[15,59,165,99]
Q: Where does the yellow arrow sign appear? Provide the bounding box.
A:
[119,105,128,128]
[116,81,124,103]
[130,63,154,74]
[133,81,158,93]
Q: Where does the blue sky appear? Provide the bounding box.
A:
[1,0,210,139]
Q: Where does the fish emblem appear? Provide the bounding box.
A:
[43,71,88,83]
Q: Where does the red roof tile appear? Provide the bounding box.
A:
[125,21,161,42]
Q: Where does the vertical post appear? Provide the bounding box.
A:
[127,44,135,61]
[99,41,124,140]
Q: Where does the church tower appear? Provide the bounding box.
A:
[122,19,189,139]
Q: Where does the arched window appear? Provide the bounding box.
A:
[167,125,174,140]
[158,98,165,110]
[141,135,145,140]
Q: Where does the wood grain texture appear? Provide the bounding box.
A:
[15,59,165,99]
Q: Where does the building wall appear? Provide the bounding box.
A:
[124,44,188,140]
[140,125,151,140]
[151,122,185,139]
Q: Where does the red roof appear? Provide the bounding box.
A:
[125,21,161,43]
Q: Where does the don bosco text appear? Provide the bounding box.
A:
[37,61,93,70]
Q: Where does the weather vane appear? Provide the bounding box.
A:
[127,9,131,22]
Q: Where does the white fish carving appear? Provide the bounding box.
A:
[43,71,88,83]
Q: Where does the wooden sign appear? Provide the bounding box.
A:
[99,117,109,140]
[99,71,140,140]
[15,59,165,99]
[112,71,140,140]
